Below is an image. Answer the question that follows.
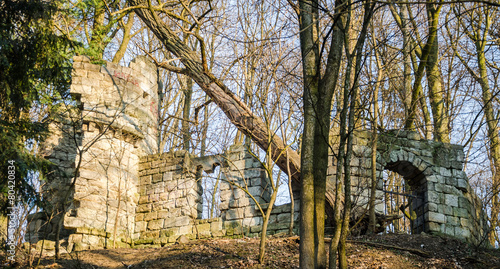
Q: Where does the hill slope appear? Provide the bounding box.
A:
[10,233,500,268]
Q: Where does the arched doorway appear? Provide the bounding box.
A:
[382,160,426,234]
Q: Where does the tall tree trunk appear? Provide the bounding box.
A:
[425,3,449,142]
[478,43,500,247]
[474,21,500,246]
[297,0,320,267]
[112,14,135,63]
[401,4,412,119]
[182,77,193,151]
[452,4,498,245]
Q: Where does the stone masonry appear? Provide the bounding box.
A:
[327,129,489,244]
[27,55,159,250]
[27,57,489,254]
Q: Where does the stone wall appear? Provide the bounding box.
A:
[135,151,202,244]
[126,145,298,249]
[27,55,159,250]
[218,145,299,237]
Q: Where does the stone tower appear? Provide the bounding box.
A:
[27,56,159,249]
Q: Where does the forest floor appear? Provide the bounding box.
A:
[6,233,500,269]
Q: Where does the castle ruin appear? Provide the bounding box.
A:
[27,56,489,253]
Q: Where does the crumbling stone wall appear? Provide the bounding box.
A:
[28,55,159,250]
[218,145,299,237]
[128,145,297,248]
[135,151,203,244]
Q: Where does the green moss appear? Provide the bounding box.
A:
[160,229,175,238]
[134,238,154,245]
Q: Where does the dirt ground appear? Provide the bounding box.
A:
[4,233,500,268]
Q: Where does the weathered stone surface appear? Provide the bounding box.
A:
[427,212,446,224]
[148,219,164,230]
[176,235,190,244]
[445,194,459,207]
[164,216,191,228]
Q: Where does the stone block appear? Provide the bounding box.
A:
[445,194,459,207]
[164,216,191,228]
[244,206,256,218]
[234,188,249,200]
[159,192,169,201]
[64,217,85,229]
[229,199,250,208]
[458,197,470,209]
[443,205,453,216]
[141,230,160,239]
[144,212,157,221]
[454,227,470,238]
[138,195,149,204]
[163,200,176,210]
[425,221,441,233]
[210,221,223,233]
[176,198,188,208]
[460,218,470,227]
[267,223,289,231]
[454,207,468,218]
[135,221,147,232]
[178,179,195,189]
[196,223,211,234]
[445,177,458,186]
[248,186,265,197]
[443,225,455,236]
[148,219,164,230]
[427,191,442,204]
[163,172,173,181]
[426,175,443,184]
[244,169,264,179]
[219,200,229,210]
[160,228,178,238]
[152,174,163,183]
[447,216,459,226]
[426,212,446,224]
[157,210,170,219]
[179,225,193,235]
[277,213,291,223]
[219,182,230,191]
[230,160,247,170]
[457,178,468,191]
[250,225,262,233]
[434,183,443,192]
[225,208,244,220]
[242,217,262,227]
[136,213,145,222]
[442,185,457,195]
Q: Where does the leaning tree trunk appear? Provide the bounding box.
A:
[129,0,302,188]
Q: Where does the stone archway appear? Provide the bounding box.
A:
[327,129,489,244]
[340,129,490,245]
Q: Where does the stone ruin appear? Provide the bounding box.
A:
[26,56,489,254]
